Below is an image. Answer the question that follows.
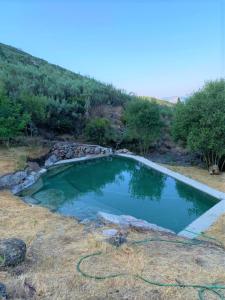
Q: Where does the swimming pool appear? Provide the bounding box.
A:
[19,156,219,233]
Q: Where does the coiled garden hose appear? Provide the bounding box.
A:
[76,231,225,300]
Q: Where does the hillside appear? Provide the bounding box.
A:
[0,43,137,138]
[0,43,174,151]
[0,43,132,107]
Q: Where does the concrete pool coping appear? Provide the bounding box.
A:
[35,153,225,239]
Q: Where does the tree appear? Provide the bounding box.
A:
[0,84,30,144]
[172,79,225,171]
[123,99,162,154]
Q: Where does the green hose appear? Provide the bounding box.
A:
[76,233,225,300]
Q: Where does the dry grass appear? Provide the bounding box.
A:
[1,191,225,300]
[0,146,49,176]
[162,164,225,194]
[1,148,225,299]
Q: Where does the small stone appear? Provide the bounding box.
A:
[108,231,127,247]
[27,162,40,172]
[116,148,130,154]
[44,154,58,167]
[102,229,118,237]
[209,164,220,175]
[0,238,26,267]
[0,282,7,300]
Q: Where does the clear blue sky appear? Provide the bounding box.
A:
[0,0,224,98]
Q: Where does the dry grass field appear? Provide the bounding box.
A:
[0,147,225,299]
[0,146,49,176]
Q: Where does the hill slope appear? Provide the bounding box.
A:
[0,43,174,148]
[0,43,137,136]
[0,43,132,107]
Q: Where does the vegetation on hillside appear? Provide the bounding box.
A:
[0,43,134,138]
[2,42,225,173]
[0,43,170,151]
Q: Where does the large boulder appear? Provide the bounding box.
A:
[0,238,26,267]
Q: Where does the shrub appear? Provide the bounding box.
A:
[85,118,112,145]
[45,98,86,135]
[123,99,162,154]
[0,85,30,144]
[172,79,225,170]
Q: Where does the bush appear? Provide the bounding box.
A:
[123,99,162,154]
[85,118,113,145]
[0,85,30,144]
[45,98,86,134]
[172,79,225,170]
[19,93,48,126]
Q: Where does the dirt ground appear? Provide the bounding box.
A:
[1,147,225,299]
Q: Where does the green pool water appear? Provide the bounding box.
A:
[20,156,218,233]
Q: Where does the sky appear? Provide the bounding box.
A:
[0,0,224,98]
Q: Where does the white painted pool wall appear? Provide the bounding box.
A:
[117,153,225,239]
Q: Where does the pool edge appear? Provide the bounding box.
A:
[116,153,225,238]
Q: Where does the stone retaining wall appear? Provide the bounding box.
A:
[45,142,112,167]
[0,143,113,194]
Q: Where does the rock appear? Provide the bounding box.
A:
[108,231,127,247]
[0,171,27,189]
[102,229,118,237]
[102,228,127,246]
[0,238,26,267]
[46,142,112,165]
[94,147,101,154]
[129,219,173,233]
[38,168,47,175]
[209,164,220,175]
[11,172,41,195]
[98,212,175,234]
[98,212,130,227]
[44,154,58,167]
[26,161,40,172]
[0,282,7,300]
[116,148,131,154]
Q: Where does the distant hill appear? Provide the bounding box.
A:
[139,96,175,107]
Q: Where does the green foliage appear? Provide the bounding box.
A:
[19,93,48,126]
[172,79,225,169]
[123,99,162,154]
[0,43,135,137]
[45,98,86,134]
[0,84,30,142]
[85,118,113,145]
